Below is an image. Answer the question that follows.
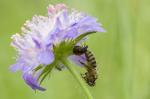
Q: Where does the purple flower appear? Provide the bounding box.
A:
[10,4,105,91]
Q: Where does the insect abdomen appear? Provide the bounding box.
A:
[85,50,97,68]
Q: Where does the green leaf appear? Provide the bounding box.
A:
[34,65,43,72]
[38,61,57,84]
[74,31,96,44]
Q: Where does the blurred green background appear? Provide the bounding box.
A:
[0,0,150,99]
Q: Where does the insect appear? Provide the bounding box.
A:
[73,45,98,86]
[73,45,88,55]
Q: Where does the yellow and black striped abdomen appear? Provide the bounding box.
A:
[85,50,97,68]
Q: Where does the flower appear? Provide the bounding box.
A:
[10,4,105,91]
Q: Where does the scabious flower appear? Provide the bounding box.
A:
[10,4,105,91]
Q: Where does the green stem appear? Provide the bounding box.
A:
[62,59,94,99]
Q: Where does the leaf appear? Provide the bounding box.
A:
[34,65,43,72]
[38,61,57,84]
[74,31,96,44]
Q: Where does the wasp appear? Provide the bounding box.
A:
[73,45,98,86]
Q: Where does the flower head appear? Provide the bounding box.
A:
[10,4,105,91]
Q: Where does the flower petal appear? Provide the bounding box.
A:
[68,55,87,67]
[10,62,24,72]
[10,58,31,72]
[48,4,67,17]
[23,71,46,91]
[38,50,54,65]
[61,12,105,40]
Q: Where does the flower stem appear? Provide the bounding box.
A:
[62,59,94,99]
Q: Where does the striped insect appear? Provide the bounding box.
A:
[73,45,98,86]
